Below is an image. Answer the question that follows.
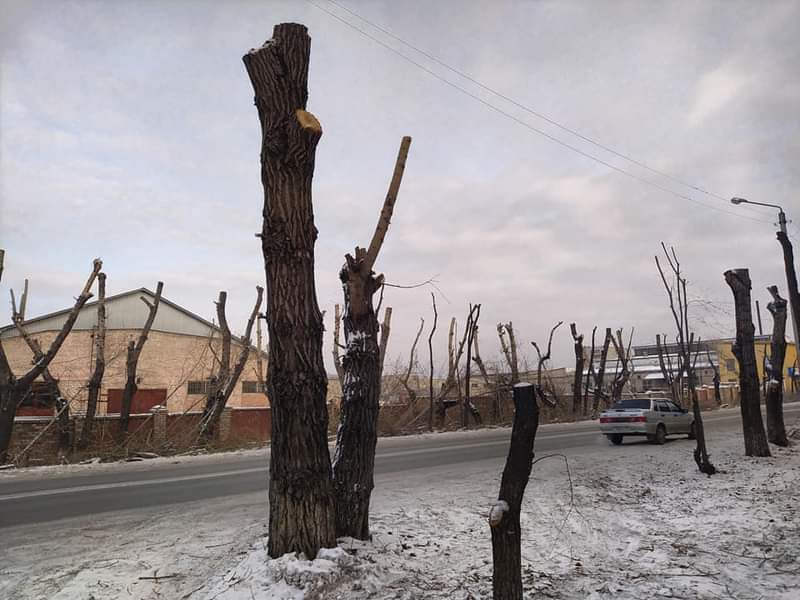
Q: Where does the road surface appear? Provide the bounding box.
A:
[4,403,796,532]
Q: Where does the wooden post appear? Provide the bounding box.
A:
[724,269,771,457]
[490,382,538,600]
[244,23,336,558]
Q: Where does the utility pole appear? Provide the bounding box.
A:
[731,198,800,381]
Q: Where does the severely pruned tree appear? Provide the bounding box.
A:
[244,22,337,558]
[11,281,71,451]
[0,257,102,463]
[608,328,634,403]
[489,382,538,600]
[79,272,107,449]
[764,285,788,446]
[777,231,800,377]
[590,327,612,417]
[655,333,682,406]
[656,244,715,474]
[432,305,479,426]
[198,287,264,443]
[530,321,563,407]
[724,268,771,457]
[497,322,520,386]
[333,135,412,540]
[462,304,483,428]
[705,346,721,406]
[569,323,584,416]
[118,282,163,438]
[472,321,500,421]
[398,317,424,407]
[582,326,597,416]
[427,292,438,431]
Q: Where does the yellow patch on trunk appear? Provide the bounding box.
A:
[295,109,321,133]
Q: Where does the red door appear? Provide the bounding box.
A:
[106,389,167,414]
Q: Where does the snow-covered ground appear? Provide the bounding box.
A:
[3,425,799,599]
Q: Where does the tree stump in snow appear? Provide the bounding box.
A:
[490,382,538,600]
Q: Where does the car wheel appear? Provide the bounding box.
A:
[688,421,696,440]
[608,434,623,445]
[654,424,667,445]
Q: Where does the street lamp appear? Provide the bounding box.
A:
[731,197,799,379]
[730,197,788,233]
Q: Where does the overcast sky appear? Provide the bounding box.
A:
[1,0,798,374]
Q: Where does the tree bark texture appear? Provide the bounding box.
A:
[119,282,163,437]
[0,259,102,463]
[724,269,771,457]
[765,285,788,446]
[244,23,336,558]
[333,249,382,539]
[490,383,539,600]
[79,273,106,449]
[333,136,411,540]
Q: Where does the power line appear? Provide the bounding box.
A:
[307,0,772,225]
[327,0,738,205]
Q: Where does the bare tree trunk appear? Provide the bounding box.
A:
[583,326,596,416]
[333,136,411,540]
[472,323,498,422]
[765,285,788,446]
[724,269,771,457]
[201,288,264,442]
[463,304,481,428]
[0,259,102,463]
[399,317,424,406]
[427,292,438,431]
[656,334,680,405]
[490,382,538,600]
[591,328,611,416]
[776,232,800,376]
[244,23,336,559]
[569,323,584,417]
[119,282,163,437]
[609,328,634,403]
[11,281,71,450]
[79,272,107,449]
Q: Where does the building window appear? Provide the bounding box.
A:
[242,381,266,394]
[187,380,211,395]
[725,359,736,372]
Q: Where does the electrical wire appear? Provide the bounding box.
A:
[307,0,774,225]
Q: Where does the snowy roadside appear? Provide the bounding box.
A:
[202,431,800,600]
[3,422,798,599]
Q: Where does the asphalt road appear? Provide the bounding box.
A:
[1,403,797,529]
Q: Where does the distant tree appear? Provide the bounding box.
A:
[569,323,585,416]
[655,333,683,406]
[0,257,102,463]
[79,272,107,449]
[198,287,264,443]
[764,285,788,446]
[531,321,564,407]
[118,282,163,438]
[427,292,438,431]
[656,244,715,474]
[11,280,70,451]
[590,328,612,417]
[608,328,634,403]
[243,22,336,558]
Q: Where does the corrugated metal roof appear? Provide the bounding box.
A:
[0,288,220,339]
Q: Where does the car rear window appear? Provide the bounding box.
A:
[611,399,651,410]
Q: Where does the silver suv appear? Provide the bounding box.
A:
[599,398,695,445]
